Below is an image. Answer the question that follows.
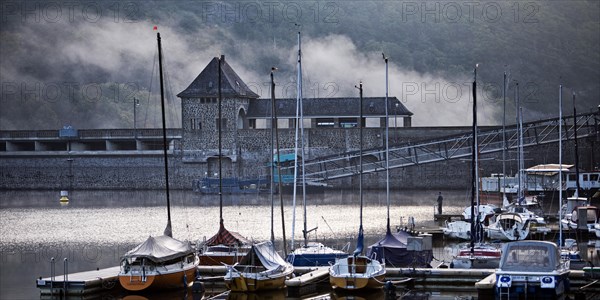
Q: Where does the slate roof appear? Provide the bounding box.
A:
[246,97,413,118]
[177,55,259,99]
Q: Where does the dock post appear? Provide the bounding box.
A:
[63,258,68,295]
[50,257,55,296]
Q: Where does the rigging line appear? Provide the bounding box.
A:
[162,63,174,128]
[152,51,160,128]
[161,50,181,129]
[144,49,158,128]
[161,49,188,235]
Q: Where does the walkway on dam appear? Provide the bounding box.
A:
[291,111,599,182]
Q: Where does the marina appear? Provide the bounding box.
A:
[2,189,600,299]
[32,258,600,298]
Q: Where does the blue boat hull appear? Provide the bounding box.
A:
[286,253,346,267]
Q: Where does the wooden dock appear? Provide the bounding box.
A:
[433,213,464,223]
[387,267,495,291]
[37,262,600,296]
[36,266,120,296]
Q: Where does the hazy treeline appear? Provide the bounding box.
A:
[0,0,598,130]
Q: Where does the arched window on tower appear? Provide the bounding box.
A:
[238,108,247,129]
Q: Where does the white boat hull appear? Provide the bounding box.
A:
[442,221,471,240]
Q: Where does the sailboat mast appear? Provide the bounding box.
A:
[572,92,582,197]
[559,84,563,247]
[291,39,299,250]
[271,68,288,254]
[270,69,276,244]
[359,82,364,229]
[470,65,478,253]
[502,71,507,197]
[351,82,365,257]
[298,32,308,247]
[519,106,524,199]
[514,82,523,200]
[218,56,224,225]
[383,54,390,231]
[290,32,306,249]
[474,66,480,211]
[157,32,172,236]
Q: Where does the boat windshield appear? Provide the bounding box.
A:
[499,243,557,273]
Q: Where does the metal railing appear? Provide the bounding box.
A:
[286,111,599,182]
[0,128,182,140]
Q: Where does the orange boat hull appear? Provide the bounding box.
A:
[119,263,197,291]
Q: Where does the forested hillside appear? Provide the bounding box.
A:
[1,0,598,129]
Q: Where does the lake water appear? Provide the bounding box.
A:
[0,189,594,299]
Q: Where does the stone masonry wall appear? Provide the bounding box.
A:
[0,127,596,190]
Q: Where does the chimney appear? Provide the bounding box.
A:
[220,54,225,62]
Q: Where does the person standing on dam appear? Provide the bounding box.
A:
[437,192,443,215]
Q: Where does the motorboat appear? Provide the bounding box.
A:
[496,241,569,298]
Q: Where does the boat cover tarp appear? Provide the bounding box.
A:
[205,222,249,247]
[240,241,288,270]
[123,235,193,263]
[353,225,364,256]
[367,228,432,268]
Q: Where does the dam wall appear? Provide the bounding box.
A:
[0,127,596,190]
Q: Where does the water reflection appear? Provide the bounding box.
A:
[330,288,385,300]
[0,190,471,247]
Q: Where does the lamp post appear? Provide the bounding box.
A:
[394,102,399,144]
[67,157,73,191]
[133,97,140,139]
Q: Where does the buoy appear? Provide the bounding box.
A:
[59,190,69,203]
[192,280,205,293]
[384,280,396,295]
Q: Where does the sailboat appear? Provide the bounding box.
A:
[224,67,294,292]
[286,32,347,267]
[224,241,294,292]
[451,65,501,269]
[118,30,199,292]
[487,89,534,241]
[560,91,598,235]
[198,55,250,266]
[199,221,251,265]
[443,204,498,241]
[484,72,544,235]
[485,212,531,241]
[367,54,432,268]
[444,70,503,240]
[329,82,386,290]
